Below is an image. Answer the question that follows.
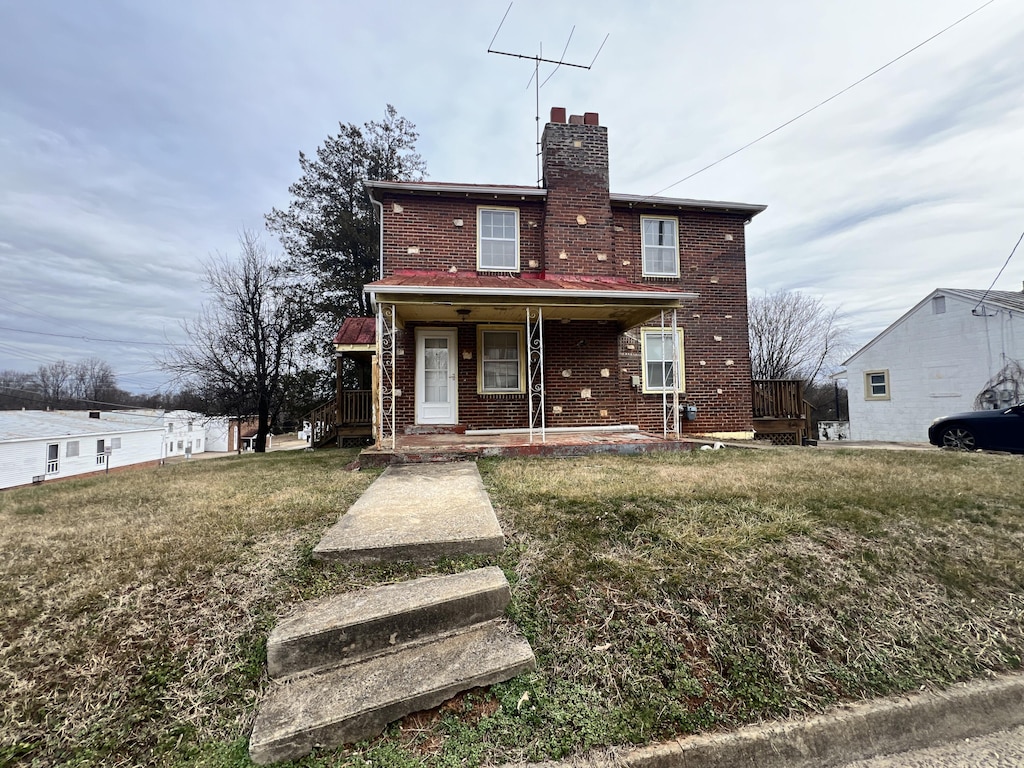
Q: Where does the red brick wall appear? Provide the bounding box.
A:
[377,195,545,276]
[613,208,754,433]
[388,321,623,432]
[540,121,616,275]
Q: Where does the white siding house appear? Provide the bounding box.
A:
[99,409,210,458]
[0,412,165,490]
[840,289,1024,443]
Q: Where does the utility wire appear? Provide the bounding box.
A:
[973,226,1024,311]
[645,0,999,199]
[0,325,174,347]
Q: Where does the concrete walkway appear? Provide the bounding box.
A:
[313,463,506,562]
[249,461,532,764]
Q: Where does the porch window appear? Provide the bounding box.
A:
[864,370,890,400]
[478,325,525,393]
[641,328,685,393]
[478,207,519,271]
[641,216,679,277]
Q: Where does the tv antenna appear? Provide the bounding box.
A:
[487,2,608,186]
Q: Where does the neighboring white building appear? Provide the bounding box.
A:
[98,409,209,459]
[840,288,1024,443]
[0,411,165,490]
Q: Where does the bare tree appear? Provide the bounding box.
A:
[161,230,305,452]
[36,360,74,408]
[69,358,118,405]
[748,290,851,382]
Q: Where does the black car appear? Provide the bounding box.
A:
[928,404,1024,453]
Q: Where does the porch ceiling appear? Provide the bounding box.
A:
[366,275,696,328]
[375,294,687,328]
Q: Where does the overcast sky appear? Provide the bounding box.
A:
[2,0,1022,396]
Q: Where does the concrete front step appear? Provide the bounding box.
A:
[267,567,511,678]
[313,463,505,563]
[248,620,536,765]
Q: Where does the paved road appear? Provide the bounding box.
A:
[841,725,1024,767]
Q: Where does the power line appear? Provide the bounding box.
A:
[645,0,999,199]
[0,324,174,347]
[973,226,1024,312]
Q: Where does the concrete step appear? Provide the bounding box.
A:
[312,463,505,563]
[248,620,536,765]
[267,567,511,678]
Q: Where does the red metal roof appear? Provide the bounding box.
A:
[333,317,376,346]
[366,271,686,295]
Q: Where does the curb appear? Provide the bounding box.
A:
[510,672,1024,768]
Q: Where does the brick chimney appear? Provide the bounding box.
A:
[541,108,614,275]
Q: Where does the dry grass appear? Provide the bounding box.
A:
[0,450,377,767]
[2,446,1023,767]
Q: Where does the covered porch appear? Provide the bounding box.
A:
[365,272,696,451]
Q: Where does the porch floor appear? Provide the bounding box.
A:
[358,429,729,467]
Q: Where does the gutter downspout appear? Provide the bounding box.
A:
[366,184,385,285]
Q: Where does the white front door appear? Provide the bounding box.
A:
[415,328,458,424]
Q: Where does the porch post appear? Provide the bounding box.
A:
[527,306,546,443]
[671,308,680,437]
[376,303,397,451]
[661,311,668,438]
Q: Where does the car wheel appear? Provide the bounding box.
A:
[941,425,977,451]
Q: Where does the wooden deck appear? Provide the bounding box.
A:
[751,379,812,446]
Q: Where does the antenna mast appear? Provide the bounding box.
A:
[487,2,608,186]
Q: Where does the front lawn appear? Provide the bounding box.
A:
[1,447,1022,767]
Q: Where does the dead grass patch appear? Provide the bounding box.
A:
[2,446,1022,767]
[0,450,376,767]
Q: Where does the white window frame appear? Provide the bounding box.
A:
[96,439,106,465]
[477,325,526,394]
[641,215,680,277]
[477,206,520,272]
[864,369,890,401]
[66,440,80,458]
[641,327,685,393]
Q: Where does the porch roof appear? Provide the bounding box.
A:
[364,271,696,327]
[333,316,376,353]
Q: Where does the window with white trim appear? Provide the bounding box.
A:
[864,370,890,400]
[478,207,519,271]
[66,441,79,458]
[46,443,59,474]
[96,439,106,465]
[641,328,685,393]
[478,325,525,393]
[110,437,121,449]
[641,216,680,277]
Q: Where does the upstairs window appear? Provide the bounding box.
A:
[642,216,679,277]
[932,295,946,314]
[478,207,519,271]
[642,328,685,393]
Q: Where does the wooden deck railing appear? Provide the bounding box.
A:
[752,379,812,445]
[752,379,806,419]
[339,390,372,425]
[307,400,337,448]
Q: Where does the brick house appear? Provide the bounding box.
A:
[351,108,765,448]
